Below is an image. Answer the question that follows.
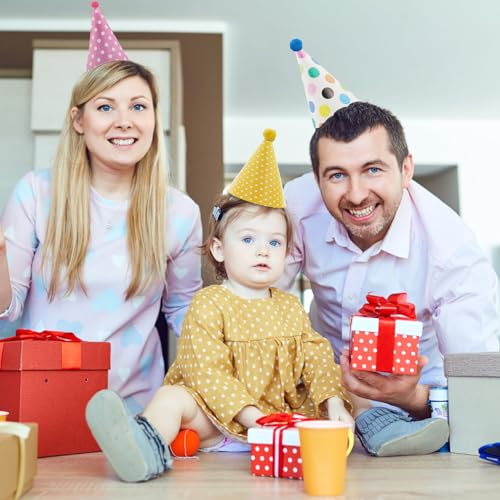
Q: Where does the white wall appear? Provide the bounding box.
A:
[225,117,500,260]
[404,120,500,258]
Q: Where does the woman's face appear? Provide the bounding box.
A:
[72,75,155,174]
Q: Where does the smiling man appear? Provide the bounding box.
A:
[279,101,500,456]
[312,124,411,251]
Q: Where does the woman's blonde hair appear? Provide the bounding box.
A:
[202,194,293,281]
[42,60,167,300]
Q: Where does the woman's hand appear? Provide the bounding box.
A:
[0,224,13,312]
[0,225,6,252]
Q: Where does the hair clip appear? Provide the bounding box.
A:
[212,205,223,222]
[478,442,500,465]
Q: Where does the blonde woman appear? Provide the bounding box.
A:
[0,61,202,412]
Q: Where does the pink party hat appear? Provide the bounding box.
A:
[86,1,128,71]
[289,38,358,128]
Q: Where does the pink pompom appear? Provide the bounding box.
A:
[91,1,99,9]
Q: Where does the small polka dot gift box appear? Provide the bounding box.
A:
[349,293,422,374]
[247,413,312,480]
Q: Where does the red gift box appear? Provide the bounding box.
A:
[0,330,110,457]
[247,413,313,480]
[349,293,422,374]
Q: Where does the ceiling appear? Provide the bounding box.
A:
[2,0,500,121]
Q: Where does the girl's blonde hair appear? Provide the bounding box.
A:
[42,60,167,300]
[202,194,293,281]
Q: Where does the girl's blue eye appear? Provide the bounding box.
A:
[242,237,253,244]
[98,104,112,112]
[132,103,146,111]
[269,240,281,247]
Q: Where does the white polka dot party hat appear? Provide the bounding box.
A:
[289,38,358,128]
[86,1,128,71]
[227,129,285,209]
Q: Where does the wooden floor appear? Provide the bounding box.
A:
[24,445,500,499]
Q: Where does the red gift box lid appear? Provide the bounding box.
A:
[351,316,422,337]
[0,340,110,371]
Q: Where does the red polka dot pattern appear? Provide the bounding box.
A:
[250,443,303,480]
[248,427,303,480]
[349,316,422,374]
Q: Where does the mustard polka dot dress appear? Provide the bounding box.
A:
[165,285,349,441]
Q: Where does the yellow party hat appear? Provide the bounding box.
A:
[227,129,285,209]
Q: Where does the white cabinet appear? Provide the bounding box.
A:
[0,78,33,211]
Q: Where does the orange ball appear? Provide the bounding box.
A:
[169,429,200,457]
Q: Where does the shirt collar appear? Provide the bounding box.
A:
[379,189,411,258]
[325,189,412,259]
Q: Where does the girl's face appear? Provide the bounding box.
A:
[210,205,288,298]
[71,75,155,175]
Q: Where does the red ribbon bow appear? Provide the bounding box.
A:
[255,413,312,478]
[257,413,312,427]
[0,329,82,370]
[1,330,82,343]
[359,293,416,320]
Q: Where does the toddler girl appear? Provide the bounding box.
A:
[86,129,352,482]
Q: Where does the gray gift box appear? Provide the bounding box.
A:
[444,352,500,455]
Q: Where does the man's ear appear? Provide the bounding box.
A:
[401,154,415,188]
[313,171,320,186]
[70,106,84,134]
[210,237,224,263]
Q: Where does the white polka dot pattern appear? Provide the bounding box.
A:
[349,315,422,374]
[165,285,348,440]
[227,131,286,209]
[86,3,128,71]
[250,439,302,479]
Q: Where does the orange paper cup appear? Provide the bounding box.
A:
[0,411,9,421]
[296,420,354,496]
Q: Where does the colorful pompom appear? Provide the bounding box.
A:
[289,38,303,52]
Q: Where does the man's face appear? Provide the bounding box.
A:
[315,126,413,251]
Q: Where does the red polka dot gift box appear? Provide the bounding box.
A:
[349,293,422,374]
[247,413,312,480]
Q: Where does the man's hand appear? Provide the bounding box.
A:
[325,396,355,431]
[339,348,431,419]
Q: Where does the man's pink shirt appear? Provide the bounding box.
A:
[280,173,499,386]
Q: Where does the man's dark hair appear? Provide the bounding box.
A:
[309,101,409,177]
